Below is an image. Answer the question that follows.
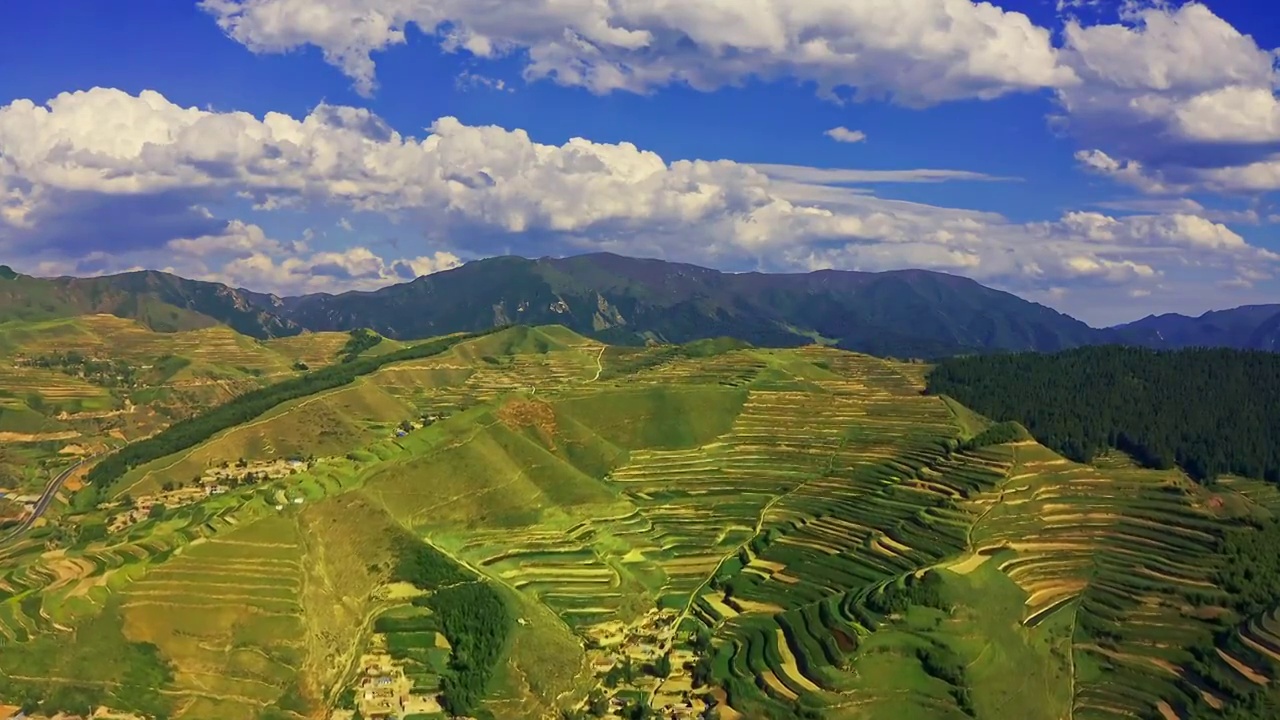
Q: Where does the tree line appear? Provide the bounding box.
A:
[86,329,497,497]
[927,346,1280,483]
[1182,519,1280,718]
[339,328,383,363]
[390,530,512,718]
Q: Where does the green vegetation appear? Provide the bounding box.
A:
[339,328,383,362]
[0,600,174,718]
[390,532,513,718]
[1219,520,1280,617]
[6,322,1280,720]
[20,352,142,388]
[86,330,489,496]
[960,420,1029,450]
[929,346,1280,481]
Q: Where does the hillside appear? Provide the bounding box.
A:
[0,316,394,503]
[927,346,1280,482]
[1111,304,1280,351]
[0,265,302,339]
[4,255,1105,356]
[281,253,1101,356]
[3,325,1280,720]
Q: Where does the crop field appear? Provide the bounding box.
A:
[0,316,283,372]
[120,514,307,717]
[110,378,415,498]
[0,364,115,414]
[5,324,1280,719]
[966,443,1227,718]
[0,318,362,502]
[262,331,359,367]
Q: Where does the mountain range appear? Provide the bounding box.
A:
[1,254,1276,356]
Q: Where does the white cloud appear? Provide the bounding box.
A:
[825,127,866,144]
[199,0,1075,105]
[1051,211,1249,252]
[197,0,1280,198]
[173,222,462,293]
[0,87,1274,319]
[1058,3,1280,193]
[1089,196,1263,225]
[217,245,461,294]
[457,71,512,92]
[33,219,462,295]
[753,163,1015,185]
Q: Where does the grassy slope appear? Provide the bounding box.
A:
[0,317,374,497]
[3,325,1276,720]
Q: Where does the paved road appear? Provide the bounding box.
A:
[1,455,94,542]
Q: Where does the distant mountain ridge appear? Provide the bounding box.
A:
[1109,305,1280,351]
[1,256,1276,356]
[0,265,301,338]
[276,254,1101,356]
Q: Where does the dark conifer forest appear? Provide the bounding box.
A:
[927,346,1280,483]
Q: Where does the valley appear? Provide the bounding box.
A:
[1,320,1279,720]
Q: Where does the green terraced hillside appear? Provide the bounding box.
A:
[2,324,1280,720]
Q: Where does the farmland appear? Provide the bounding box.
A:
[2,323,1280,719]
[0,317,392,501]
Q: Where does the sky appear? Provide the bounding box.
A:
[0,1,1278,326]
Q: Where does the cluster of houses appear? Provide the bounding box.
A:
[202,457,310,485]
[579,608,712,719]
[392,413,447,439]
[104,458,312,532]
[328,653,443,720]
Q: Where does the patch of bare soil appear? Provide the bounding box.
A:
[1216,647,1270,685]
[497,398,559,447]
[0,430,79,443]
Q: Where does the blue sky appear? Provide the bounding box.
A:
[0,0,1278,325]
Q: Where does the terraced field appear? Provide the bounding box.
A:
[4,324,1280,720]
[121,514,307,717]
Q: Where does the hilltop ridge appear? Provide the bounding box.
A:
[4,253,1279,356]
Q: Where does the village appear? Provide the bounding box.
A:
[102,456,312,533]
[92,413,440,533]
[576,607,715,719]
[327,630,451,720]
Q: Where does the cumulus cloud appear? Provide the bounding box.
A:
[825,127,867,144]
[199,0,1280,197]
[1058,3,1280,193]
[0,87,1274,320]
[199,0,1074,105]
[30,219,462,295]
[216,244,461,294]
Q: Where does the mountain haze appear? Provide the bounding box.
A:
[1111,305,1280,351]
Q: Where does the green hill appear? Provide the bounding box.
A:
[282,253,1101,356]
[0,266,302,338]
[1,324,1279,720]
[3,253,1108,356]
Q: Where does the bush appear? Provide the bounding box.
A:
[339,328,383,363]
